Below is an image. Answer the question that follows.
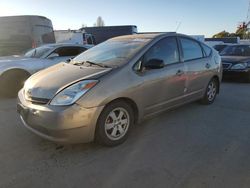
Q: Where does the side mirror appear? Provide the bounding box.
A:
[144,59,164,69]
[48,53,59,59]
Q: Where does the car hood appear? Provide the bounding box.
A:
[24,63,112,100]
[221,56,250,63]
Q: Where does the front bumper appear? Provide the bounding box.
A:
[223,69,250,80]
[17,89,104,144]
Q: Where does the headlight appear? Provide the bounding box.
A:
[230,63,247,70]
[50,80,98,106]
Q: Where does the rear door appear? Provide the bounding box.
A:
[137,37,187,115]
[179,37,212,98]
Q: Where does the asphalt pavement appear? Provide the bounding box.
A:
[0,82,250,188]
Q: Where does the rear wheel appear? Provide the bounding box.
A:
[200,78,218,105]
[0,70,30,97]
[95,101,134,146]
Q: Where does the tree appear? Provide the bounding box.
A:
[212,28,250,39]
[212,30,231,38]
[94,16,105,27]
[235,27,250,39]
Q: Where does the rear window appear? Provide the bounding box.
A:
[180,38,203,61]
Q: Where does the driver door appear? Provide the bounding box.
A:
[138,37,187,116]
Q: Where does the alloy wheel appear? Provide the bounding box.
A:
[207,81,217,102]
[104,107,130,141]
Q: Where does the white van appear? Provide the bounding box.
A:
[54,30,95,46]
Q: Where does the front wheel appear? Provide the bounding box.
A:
[200,78,218,105]
[95,101,134,146]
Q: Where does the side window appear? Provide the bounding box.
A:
[180,38,203,61]
[82,34,86,44]
[54,47,85,57]
[144,37,180,65]
[92,36,96,45]
[201,43,212,57]
[86,35,93,45]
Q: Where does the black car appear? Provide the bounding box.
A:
[220,44,250,82]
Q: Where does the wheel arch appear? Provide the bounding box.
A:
[211,75,220,94]
[0,68,31,97]
[0,68,31,79]
[101,97,139,125]
[94,97,139,146]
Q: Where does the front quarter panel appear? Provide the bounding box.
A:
[76,66,144,117]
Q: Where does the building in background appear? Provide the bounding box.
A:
[80,25,137,44]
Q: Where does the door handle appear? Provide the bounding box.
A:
[176,70,184,76]
[205,63,211,69]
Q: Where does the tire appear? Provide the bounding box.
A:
[200,78,218,105]
[95,101,134,146]
[0,70,30,97]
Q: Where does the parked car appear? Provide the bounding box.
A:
[0,43,91,96]
[17,33,222,146]
[220,44,250,81]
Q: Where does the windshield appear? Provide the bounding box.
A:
[220,45,250,56]
[24,46,53,58]
[72,38,150,67]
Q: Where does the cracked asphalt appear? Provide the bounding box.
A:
[0,82,250,188]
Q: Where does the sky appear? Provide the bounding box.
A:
[0,0,249,37]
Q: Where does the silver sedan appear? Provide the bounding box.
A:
[0,43,92,96]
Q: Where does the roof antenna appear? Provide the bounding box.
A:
[175,21,182,32]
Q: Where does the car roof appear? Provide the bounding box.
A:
[109,32,202,43]
[110,32,178,41]
[39,43,90,48]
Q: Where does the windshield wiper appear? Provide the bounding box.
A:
[86,61,111,68]
[73,60,111,68]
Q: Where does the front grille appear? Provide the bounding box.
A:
[29,97,50,105]
[222,62,232,70]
